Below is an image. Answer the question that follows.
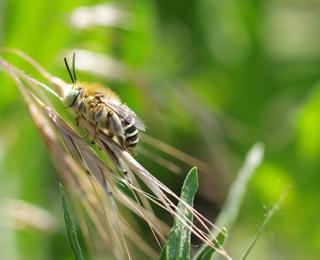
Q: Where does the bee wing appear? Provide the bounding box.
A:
[99,97,146,131]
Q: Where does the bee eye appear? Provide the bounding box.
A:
[65,89,81,107]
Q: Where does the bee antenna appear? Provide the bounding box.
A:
[72,52,77,82]
[64,56,75,84]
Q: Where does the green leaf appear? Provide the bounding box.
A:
[59,183,84,260]
[158,167,199,260]
[214,142,265,230]
[194,228,227,260]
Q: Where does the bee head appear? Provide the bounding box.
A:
[65,87,82,107]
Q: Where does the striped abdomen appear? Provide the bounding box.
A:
[122,119,139,149]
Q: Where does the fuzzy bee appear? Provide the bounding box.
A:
[62,54,145,150]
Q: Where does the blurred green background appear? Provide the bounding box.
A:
[1,0,320,259]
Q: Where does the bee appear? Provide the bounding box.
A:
[62,54,145,150]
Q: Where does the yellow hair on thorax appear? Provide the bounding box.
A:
[74,81,120,102]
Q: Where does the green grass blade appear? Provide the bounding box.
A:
[159,167,199,260]
[194,228,227,260]
[214,142,265,231]
[59,183,84,260]
[240,185,291,260]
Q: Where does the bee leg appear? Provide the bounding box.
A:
[127,150,137,156]
[117,135,126,148]
[76,100,86,126]
[91,121,98,143]
[107,111,126,148]
[88,120,100,144]
[75,115,81,126]
[91,106,107,143]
